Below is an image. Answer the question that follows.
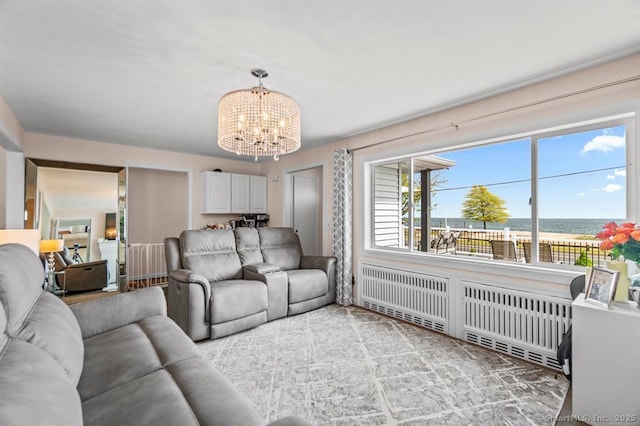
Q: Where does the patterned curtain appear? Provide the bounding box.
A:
[332,148,353,306]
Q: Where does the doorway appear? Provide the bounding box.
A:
[288,166,323,256]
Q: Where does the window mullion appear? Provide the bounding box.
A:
[408,158,415,251]
[531,137,539,263]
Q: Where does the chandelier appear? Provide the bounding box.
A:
[217,68,301,161]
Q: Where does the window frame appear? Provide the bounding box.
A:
[368,114,635,270]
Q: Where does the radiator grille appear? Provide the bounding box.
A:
[361,263,448,333]
[463,281,571,370]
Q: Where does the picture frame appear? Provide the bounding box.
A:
[585,266,620,309]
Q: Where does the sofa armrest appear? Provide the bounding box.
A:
[301,255,337,304]
[169,269,211,298]
[66,259,107,268]
[70,286,166,339]
[169,269,211,321]
[244,269,288,321]
[300,255,336,273]
[167,269,212,340]
[243,263,281,274]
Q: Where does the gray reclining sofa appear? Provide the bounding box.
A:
[0,243,308,426]
[165,227,336,341]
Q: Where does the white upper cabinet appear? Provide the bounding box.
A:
[201,172,232,214]
[231,174,251,213]
[202,171,267,214]
[250,175,267,213]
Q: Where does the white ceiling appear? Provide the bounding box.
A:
[1,1,639,161]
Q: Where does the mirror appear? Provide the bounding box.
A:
[24,159,127,292]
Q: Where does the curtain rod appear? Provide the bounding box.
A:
[349,74,640,154]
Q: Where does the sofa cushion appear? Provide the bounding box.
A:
[0,244,49,334]
[258,228,303,270]
[0,338,83,426]
[287,269,328,304]
[180,229,242,282]
[82,357,265,426]
[211,279,268,324]
[78,322,163,400]
[17,292,84,384]
[82,369,198,426]
[79,315,212,401]
[235,227,264,266]
[0,244,84,385]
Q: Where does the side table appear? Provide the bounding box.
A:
[45,271,66,298]
[572,293,640,425]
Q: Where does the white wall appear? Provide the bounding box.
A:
[3,151,25,228]
[0,97,26,229]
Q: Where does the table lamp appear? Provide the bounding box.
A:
[39,239,64,273]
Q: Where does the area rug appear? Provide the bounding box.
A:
[197,305,569,425]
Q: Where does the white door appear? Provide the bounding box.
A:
[292,173,321,256]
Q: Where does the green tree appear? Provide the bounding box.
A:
[461,185,509,229]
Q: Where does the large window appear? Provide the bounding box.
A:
[371,119,631,268]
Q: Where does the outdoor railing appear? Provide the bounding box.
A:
[403,226,607,267]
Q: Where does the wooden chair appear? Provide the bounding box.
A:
[521,241,553,263]
[490,239,517,261]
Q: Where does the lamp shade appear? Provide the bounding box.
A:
[39,239,64,253]
[0,229,41,255]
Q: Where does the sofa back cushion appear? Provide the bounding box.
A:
[234,228,264,266]
[0,243,84,385]
[164,237,182,272]
[0,338,83,425]
[258,228,303,271]
[179,229,242,281]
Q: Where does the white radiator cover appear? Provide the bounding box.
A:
[462,280,571,370]
[359,262,572,371]
[360,263,448,334]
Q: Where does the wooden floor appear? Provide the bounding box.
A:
[62,289,119,305]
[555,386,588,425]
[62,284,168,305]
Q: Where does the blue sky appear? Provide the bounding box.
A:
[430,125,626,219]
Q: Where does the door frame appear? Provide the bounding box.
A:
[283,162,326,254]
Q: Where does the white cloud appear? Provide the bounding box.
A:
[615,169,626,177]
[606,174,615,180]
[577,192,585,197]
[581,135,625,154]
[602,184,623,193]
[590,188,600,192]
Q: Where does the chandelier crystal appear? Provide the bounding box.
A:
[217,68,301,161]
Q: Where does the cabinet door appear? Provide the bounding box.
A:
[250,175,267,213]
[231,174,251,213]
[202,172,231,213]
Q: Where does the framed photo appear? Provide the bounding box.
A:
[585,266,620,309]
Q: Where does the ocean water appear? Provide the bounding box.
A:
[429,217,625,236]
